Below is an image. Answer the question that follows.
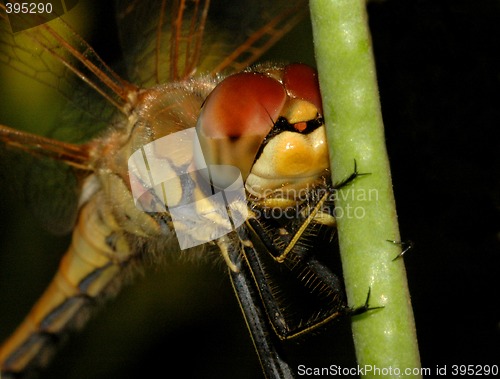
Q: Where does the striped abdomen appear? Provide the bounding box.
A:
[0,191,140,377]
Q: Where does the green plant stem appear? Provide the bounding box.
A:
[309,1,421,377]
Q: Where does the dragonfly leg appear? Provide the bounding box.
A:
[222,233,296,379]
[241,224,348,340]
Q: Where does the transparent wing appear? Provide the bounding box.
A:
[205,0,309,75]
[0,3,131,233]
[115,0,308,86]
[0,143,80,234]
[0,2,136,114]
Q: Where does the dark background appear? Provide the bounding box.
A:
[0,0,499,378]
[370,0,500,373]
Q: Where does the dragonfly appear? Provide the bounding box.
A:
[0,1,364,378]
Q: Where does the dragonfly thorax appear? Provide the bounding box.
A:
[85,80,219,238]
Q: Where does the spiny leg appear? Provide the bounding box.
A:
[245,215,349,339]
[219,233,296,379]
[241,160,374,338]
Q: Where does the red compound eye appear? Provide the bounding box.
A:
[283,63,323,115]
[196,72,287,182]
[199,72,287,139]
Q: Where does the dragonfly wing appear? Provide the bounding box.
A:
[0,4,136,113]
[0,144,79,234]
[0,3,135,233]
[115,0,308,85]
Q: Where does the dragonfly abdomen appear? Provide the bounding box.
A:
[0,191,140,377]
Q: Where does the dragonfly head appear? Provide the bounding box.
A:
[195,63,329,202]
